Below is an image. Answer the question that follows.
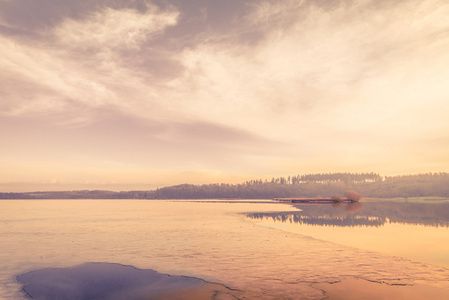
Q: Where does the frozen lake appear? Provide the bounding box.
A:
[1,199,449,299]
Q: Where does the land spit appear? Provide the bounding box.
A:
[273,197,355,203]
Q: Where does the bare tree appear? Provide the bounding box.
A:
[344,190,362,202]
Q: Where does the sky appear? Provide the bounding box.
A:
[1,0,449,192]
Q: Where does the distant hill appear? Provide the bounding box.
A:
[1,172,448,199]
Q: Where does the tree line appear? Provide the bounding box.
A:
[1,172,448,199]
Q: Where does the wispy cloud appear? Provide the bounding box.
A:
[54,5,179,50]
[1,0,449,190]
[0,5,179,119]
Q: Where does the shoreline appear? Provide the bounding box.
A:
[273,197,356,203]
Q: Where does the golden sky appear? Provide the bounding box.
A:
[1,0,449,191]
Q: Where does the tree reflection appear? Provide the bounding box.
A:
[247,202,449,228]
[345,202,363,213]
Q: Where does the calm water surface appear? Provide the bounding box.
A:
[247,201,449,267]
[1,199,449,299]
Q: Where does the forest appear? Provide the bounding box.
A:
[1,172,448,199]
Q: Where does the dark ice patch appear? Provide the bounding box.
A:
[16,262,223,300]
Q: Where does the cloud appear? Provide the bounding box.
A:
[0,107,286,189]
[169,0,449,136]
[0,34,114,116]
[1,0,449,189]
[54,5,179,50]
[0,4,181,120]
[5,0,446,129]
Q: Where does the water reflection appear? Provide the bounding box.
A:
[247,201,449,228]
